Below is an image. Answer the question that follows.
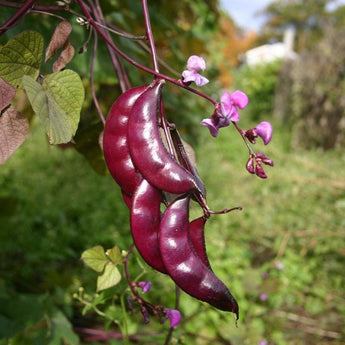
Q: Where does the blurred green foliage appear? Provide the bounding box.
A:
[234,60,282,121]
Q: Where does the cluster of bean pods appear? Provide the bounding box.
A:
[103,79,239,319]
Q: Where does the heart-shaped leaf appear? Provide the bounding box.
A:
[0,106,29,165]
[106,246,123,265]
[0,77,16,110]
[0,31,43,88]
[22,69,84,144]
[81,245,108,273]
[97,262,121,292]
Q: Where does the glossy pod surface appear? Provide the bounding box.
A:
[189,216,212,270]
[170,127,206,198]
[130,179,166,274]
[103,85,149,196]
[159,196,239,317]
[127,80,200,195]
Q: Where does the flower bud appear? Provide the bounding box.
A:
[255,163,267,179]
[140,305,150,324]
[256,152,274,166]
[246,156,255,174]
[245,128,257,144]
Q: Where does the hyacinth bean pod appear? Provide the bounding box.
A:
[159,195,239,317]
[127,79,201,195]
[170,127,206,198]
[189,216,212,270]
[130,179,166,274]
[103,85,149,196]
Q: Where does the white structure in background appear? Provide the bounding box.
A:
[244,27,297,66]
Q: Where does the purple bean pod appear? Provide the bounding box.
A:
[127,79,201,195]
[170,127,206,198]
[159,195,239,317]
[130,179,167,274]
[103,85,149,196]
[189,216,212,270]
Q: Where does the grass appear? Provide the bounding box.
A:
[1,119,344,345]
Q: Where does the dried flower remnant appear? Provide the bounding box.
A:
[182,55,209,86]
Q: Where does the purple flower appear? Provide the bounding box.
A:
[163,309,181,328]
[260,293,268,301]
[255,121,273,145]
[262,271,268,279]
[187,55,206,71]
[182,55,209,86]
[258,340,268,345]
[137,281,151,294]
[220,90,248,120]
[201,90,249,137]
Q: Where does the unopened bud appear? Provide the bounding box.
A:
[246,156,255,174]
[255,163,267,179]
[256,152,274,166]
[244,128,257,144]
[140,306,150,324]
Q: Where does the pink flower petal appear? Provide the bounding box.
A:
[194,74,209,86]
[187,55,206,71]
[230,90,248,109]
[228,107,240,122]
[220,91,232,116]
[201,118,219,137]
[255,121,273,145]
[165,309,181,328]
[182,70,196,83]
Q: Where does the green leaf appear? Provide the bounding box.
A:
[22,70,84,144]
[48,310,79,345]
[97,263,121,292]
[0,31,43,88]
[81,245,107,273]
[106,245,122,264]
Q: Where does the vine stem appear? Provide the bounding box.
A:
[75,0,217,106]
[232,121,256,156]
[142,0,159,73]
[0,0,36,35]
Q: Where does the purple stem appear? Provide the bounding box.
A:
[91,0,129,92]
[90,27,106,124]
[232,121,256,156]
[141,0,159,73]
[0,0,37,36]
[75,0,217,105]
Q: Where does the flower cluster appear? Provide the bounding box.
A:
[201,90,248,137]
[181,55,274,178]
[132,280,181,328]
